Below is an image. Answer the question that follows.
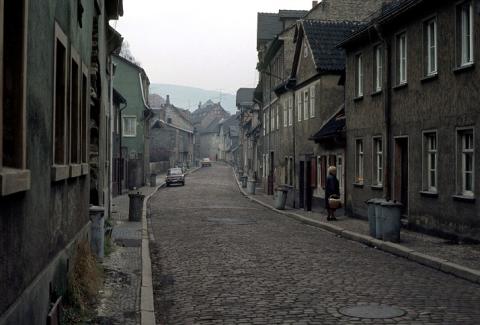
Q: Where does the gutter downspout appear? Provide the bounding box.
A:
[118,101,128,195]
[375,24,392,201]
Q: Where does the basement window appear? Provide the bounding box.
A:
[0,0,31,195]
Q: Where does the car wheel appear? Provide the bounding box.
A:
[182,182,185,186]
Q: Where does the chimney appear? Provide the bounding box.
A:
[312,1,318,8]
[166,94,170,105]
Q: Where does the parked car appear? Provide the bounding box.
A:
[201,158,212,167]
[166,168,185,186]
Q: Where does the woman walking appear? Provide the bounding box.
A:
[325,166,340,221]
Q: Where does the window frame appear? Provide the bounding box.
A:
[283,99,288,127]
[355,53,364,97]
[457,128,475,196]
[276,104,279,130]
[355,139,364,184]
[374,45,383,92]
[288,95,293,126]
[70,47,81,166]
[422,131,438,193]
[122,115,138,137]
[396,32,408,85]
[297,92,302,122]
[81,63,89,167]
[457,1,474,67]
[303,89,309,120]
[424,17,438,76]
[372,136,383,186]
[309,85,315,118]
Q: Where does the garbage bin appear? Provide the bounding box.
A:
[374,199,386,239]
[274,186,289,210]
[366,199,379,237]
[150,174,157,187]
[89,206,105,259]
[241,176,248,188]
[247,178,256,195]
[380,201,403,242]
[128,192,145,222]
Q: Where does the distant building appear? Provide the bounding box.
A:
[112,54,153,189]
[218,114,240,164]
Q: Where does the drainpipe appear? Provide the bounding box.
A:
[375,24,392,200]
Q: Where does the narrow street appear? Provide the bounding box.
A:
[148,163,480,325]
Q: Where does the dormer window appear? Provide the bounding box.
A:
[304,42,309,58]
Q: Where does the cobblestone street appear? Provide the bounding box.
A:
[148,163,480,324]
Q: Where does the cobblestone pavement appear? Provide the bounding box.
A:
[251,190,480,272]
[148,163,480,325]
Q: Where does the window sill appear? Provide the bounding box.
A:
[52,165,70,182]
[420,191,439,198]
[82,163,89,175]
[420,73,438,83]
[353,182,364,188]
[70,164,82,178]
[453,63,475,74]
[353,95,364,102]
[393,82,408,90]
[0,168,31,196]
[371,185,383,190]
[123,135,137,138]
[452,195,475,203]
[371,90,383,97]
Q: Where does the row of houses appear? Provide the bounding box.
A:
[238,0,480,240]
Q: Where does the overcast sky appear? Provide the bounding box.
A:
[113,0,315,94]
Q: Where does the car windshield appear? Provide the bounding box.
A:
[168,169,182,175]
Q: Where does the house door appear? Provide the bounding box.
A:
[299,161,305,209]
[304,160,313,211]
[394,138,409,215]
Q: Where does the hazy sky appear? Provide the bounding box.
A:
[113,0,315,94]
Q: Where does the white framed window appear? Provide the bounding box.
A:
[297,93,302,122]
[288,96,293,126]
[397,32,407,84]
[373,137,383,186]
[303,89,309,120]
[424,132,438,192]
[283,100,288,127]
[355,54,363,97]
[309,85,315,118]
[425,18,437,75]
[458,129,474,196]
[123,116,137,137]
[374,46,383,92]
[458,1,474,66]
[355,139,364,184]
[276,105,279,130]
[263,112,266,135]
[270,107,275,131]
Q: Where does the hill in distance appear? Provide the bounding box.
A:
[150,83,237,114]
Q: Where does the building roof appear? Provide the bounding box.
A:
[278,10,308,19]
[236,88,255,107]
[113,88,126,105]
[229,125,239,137]
[310,105,345,142]
[300,20,361,72]
[257,13,283,46]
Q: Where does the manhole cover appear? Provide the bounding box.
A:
[338,304,406,319]
[207,217,256,225]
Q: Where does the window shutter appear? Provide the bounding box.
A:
[320,156,327,189]
[311,158,317,188]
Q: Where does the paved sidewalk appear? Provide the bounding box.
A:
[236,174,480,283]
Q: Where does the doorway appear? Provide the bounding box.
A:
[299,161,305,209]
[304,160,313,211]
[394,137,409,215]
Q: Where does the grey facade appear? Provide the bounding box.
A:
[0,0,123,323]
[342,0,480,239]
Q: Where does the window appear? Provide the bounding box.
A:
[374,46,383,92]
[288,96,293,126]
[424,18,437,75]
[303,89,309,120]
[355,54,363,97]
[289,157,294,186]
[270,107,275,132]
[355,139,364,184]
[53,23,68,166]
[263,112,266,135]
[276,105,279,130]
[458,129,474,196]
[309,85,315,118]
[283,100,288,127]
[284,157,288,184]
[373,137,383,186]
[423,132,437,192]
[397,33,407,84]
[297,93,302,122]
[81,65,89,164]
[123,116,137,137]
[304,42,309,58]
[457,1,474,66]
[318,156,327,189]
[70,49,81,164]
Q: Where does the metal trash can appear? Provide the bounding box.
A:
[380,201,403,242]
[247,178,256,195]
[150,174,157,187]
[366,199,379,237]
[89,206,105,259]
[128,192,145,222]
[241,176,248,188]
[274,186,289,210]
[374,199,386,239]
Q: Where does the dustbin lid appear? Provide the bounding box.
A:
[380,200,403,207]
[366,198,380,205]
[89,205,105,213]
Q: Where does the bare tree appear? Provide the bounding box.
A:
[119,41,141,66]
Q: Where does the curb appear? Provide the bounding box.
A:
[140,166,201,325]
[232,169,480,285]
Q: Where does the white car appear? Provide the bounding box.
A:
[201,158,212,167]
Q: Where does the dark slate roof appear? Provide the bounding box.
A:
[203,117,223,134]
[236,88,255,107]
[310,106,345,142]
[113,88,126,105]
[229,126,239,137]
[278,10,308,19]
[257,13,283,42]
[302,20,361,72]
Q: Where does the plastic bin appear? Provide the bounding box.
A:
[150,174,157,187]
[247,179,256,195]
[374,199,386,239]
[128,192,145,222]
[380,201,403,242]
[366,199,379,237]
[89,206,105,259]
[274,186,289,210]
[241,176,248,188]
